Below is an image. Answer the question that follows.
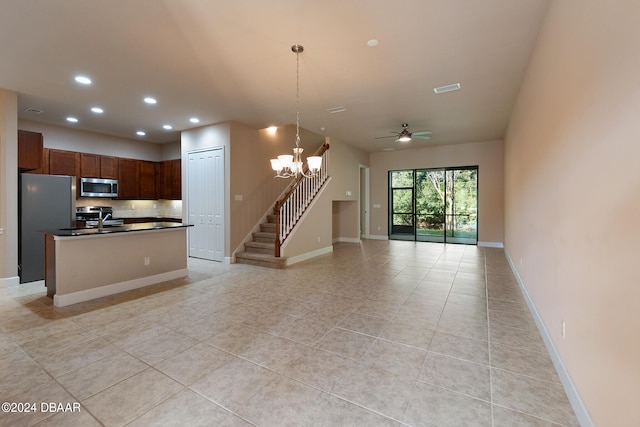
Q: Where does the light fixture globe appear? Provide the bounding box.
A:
[269,44,322,179]
[397,133,412,143]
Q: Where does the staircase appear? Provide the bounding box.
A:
[236,141,330,269]
[235,214,287,269]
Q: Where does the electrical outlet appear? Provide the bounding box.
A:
[144,257,150,266]
[562,320,566,339]
[317,236,321,243]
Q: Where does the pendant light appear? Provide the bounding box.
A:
[270,45,322,178]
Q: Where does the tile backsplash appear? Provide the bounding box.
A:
[77,198,182,219]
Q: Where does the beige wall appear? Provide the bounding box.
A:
[504,0,640,425]
[332,201,359,241]
[18,119,168,161]
[369,140,504,244]
[0,89,18,285]
[282,137,369,259]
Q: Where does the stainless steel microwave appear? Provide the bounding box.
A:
[80,178,118,198]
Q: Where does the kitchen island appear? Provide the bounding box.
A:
[42,222,191,307]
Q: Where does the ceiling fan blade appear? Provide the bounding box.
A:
[412,130,432,136]
[413,135,432,140]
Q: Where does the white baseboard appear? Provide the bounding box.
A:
[0,276,20,288]
[332,237,360,244]
[503,248,594,427]
[478,241,504,248]
[223,257,232,265]
[53,269,188,307]
[286,246,333,266]
[366,235,389,240]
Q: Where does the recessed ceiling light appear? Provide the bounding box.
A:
[144,97,157,104]
[66,116,78,123]
[189,117,200,124]
[90,107,104,114]
[434,83,461,94]
[136,131,146,136]
[367,39,380,47]
[74,75,92,85]
[319,127,327,132]
[163,124,173,130]
[383,147,395,151]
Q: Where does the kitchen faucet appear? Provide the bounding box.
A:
[98,211,111,231]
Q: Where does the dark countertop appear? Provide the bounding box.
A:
[42,222,192,237]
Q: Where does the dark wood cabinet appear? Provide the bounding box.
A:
[157,159,182,200]
[118,158,139,199]
[80,153,100,178]
[139,160,157,199]
[48,149,80,177]
[170,159,181,200]
[100,156,119,179]
[18,138,177,200]
[18,130,43,171]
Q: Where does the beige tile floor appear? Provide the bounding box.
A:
[0,241,579,426]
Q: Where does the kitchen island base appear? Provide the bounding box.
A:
[44,225,189,307]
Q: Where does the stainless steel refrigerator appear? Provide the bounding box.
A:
[19,174,76,283]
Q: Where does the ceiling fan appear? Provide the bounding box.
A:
[375,123,432,143]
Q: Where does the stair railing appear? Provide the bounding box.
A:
[274,142,330,257]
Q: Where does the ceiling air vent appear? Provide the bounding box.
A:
[326,106,346,114]
[24,107,44,114]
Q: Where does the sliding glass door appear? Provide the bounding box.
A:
[390,170,415,240]
[389,167,477,244]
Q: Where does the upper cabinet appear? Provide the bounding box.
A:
[118,158,140,199]
[48,149,80,177]
[100,156,119,179]
[157,159,181,200]
[139,160,157,199]
[18,130,43,171]
[80,153,100,178]
[80,153,119,180]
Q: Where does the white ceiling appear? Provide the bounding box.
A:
[0,0,549,152]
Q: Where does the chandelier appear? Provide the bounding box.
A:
[270,45,322,178]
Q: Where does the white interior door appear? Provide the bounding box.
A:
[187,147,224,261]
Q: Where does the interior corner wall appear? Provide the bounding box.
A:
[0,89,18,284]
[368,140,504,243]
[503,0,640,425]
[332,201,358,242]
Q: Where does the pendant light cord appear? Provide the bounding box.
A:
[295,47,301,148]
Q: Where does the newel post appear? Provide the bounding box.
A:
[274,201,281,258]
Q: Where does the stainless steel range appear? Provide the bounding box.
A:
[76,206,124,227]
